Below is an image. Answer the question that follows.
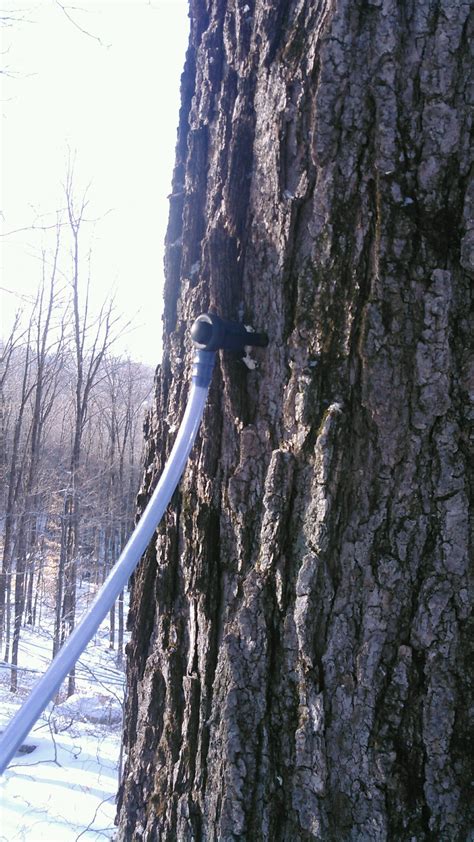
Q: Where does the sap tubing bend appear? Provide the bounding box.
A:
[0,348,215,775]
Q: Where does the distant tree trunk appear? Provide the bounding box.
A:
[1,336,32,669]
[31,541,45,627]
[117,2,472,840]
[53,490,69,661]
[25,537,36,625]
[12,271,61,688]
[53,164,118,695]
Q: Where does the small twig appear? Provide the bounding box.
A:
[0,285,37,303]
[74,794,115,841]
[55,1,111,48]
[77,656,125,707]
[0,10,35,29]
[46,705,62,765]
[0,219,69,237]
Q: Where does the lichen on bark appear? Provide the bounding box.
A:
[116,1,473,840]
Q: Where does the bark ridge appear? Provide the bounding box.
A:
[117,1,473,840]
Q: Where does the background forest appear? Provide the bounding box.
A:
[0,3,188,837]
[0,176,153,696]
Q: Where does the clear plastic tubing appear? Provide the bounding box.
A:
[0,349,216,775]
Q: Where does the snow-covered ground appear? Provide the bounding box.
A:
[0,591,128,841]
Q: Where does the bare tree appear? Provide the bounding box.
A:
[53,163,124,698]
[0,320,34,662]
[101,357,150,659]
[11,243,65,690]
[116,2,472,840]
[1,324,150,684]
[0,311,23,526]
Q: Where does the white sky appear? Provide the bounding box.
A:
[1,0,189,365]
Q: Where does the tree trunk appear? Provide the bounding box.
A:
[0,342,31,657]
[53,497,68,660]
[117,1,472,840]
[10,553,26,692]
[25,547,36,626]
[31,543,44,628]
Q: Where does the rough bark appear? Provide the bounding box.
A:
[117,1,473,840]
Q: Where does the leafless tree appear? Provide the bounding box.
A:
[0,310,23,522]
[99,356,151,659]
[0,318,34,662]
[11,237,65,690]
[53,164,123,698]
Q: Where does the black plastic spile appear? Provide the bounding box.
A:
[191,313,269,353]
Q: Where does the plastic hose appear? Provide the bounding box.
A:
[0,349,215,775]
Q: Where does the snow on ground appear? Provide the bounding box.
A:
[0,587,128,841]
